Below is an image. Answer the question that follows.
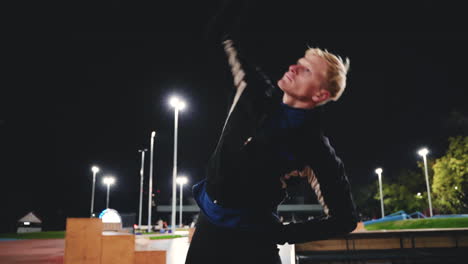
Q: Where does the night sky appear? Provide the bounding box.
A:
[1,1,467,232]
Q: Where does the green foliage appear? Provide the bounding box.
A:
[375,169,427,215]
[365,217,468,230]
[416,158,435,184]
[352,182,380,220]
[0,231,65,239]
[432,136,468,213]
[356,135,467,217]
[149,235,183,240]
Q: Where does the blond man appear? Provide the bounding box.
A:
[186,2,357,263]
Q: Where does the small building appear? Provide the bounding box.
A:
[17,212,42,233]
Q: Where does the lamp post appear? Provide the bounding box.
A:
[418,148,433,217]
[176,176,188,228]
[138,149,147,228]
[148,131,156,232]
[103,176,115,209]
[169,96,186,233]
[90,166,99,217]
[375,168,385,218]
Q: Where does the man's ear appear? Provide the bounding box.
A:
[312,89,330,104]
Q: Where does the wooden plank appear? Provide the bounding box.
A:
[352,237,402,250]
[458,234,468,247]
[101,235,134,264]
[64,218,102,264]
[295,229,468,253]
[134,251,166,264]
[296,239,348,252]
[414,235,455,248]
[188,228,195,243]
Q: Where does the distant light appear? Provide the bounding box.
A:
[24,222,30,226]
[169,96,186,110]
[176,176,188,185]
[418,148,429,157]
[92,166,99,173]
[375,168,383,175]
[99,209,122,223]
[417,192,422,196]
[103,176,115,185]
[455,186,458,190]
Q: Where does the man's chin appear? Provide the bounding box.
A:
[277,80,286,91]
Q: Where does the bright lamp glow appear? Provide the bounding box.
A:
[375,168,383,175]
[24,222,30,226]
[176,176,188,185]
[169,96,186,110]
[103,176,115,185]
[418,148,429,157]
[92,166,99,173]
[169,97,179,107]
[99,209,122,223]
[151,131,156,137]
[417,192,422,196]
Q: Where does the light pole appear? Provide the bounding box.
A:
[375,168,385,218]
[176,176,188,228]
[90,166,99,217]
[418,148,433,217]
[169,96,186,233]
[138,149,147,228]
[103,176,115,209]
[148,131,156,232]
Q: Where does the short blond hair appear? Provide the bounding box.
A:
[305,48,350,102]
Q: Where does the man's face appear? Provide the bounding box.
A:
[277,54,329,105]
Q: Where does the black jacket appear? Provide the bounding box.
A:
[203,0,358,245]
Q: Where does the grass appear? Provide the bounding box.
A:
[365,217,468,230]
[149,235,183,240]
[0,231,65,239]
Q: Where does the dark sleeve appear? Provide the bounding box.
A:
[276,136,359,244]
[205,0,278,97]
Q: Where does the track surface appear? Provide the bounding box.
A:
[0,239,64,264]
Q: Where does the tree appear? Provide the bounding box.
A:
[432,136,468,213]
[352,181,380,220]
[375,169,428,215]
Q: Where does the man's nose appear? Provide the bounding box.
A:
[289,65,298,73]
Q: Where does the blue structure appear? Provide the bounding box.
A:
[363,210,427,226]
[432,214,468,218]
